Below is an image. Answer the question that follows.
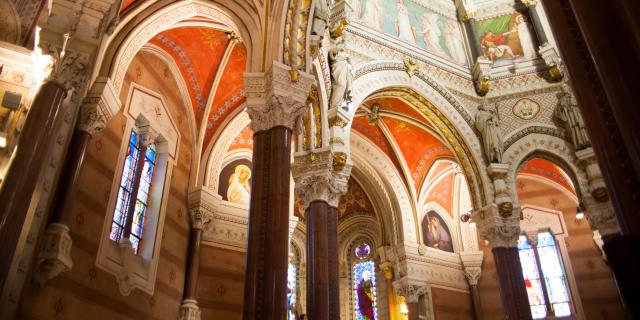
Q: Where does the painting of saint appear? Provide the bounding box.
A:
[396,0,416,45]
[356,270,376,320]
[443,19,467,65]
[217,158,252,206]
[422,211,453,252]
[475,12,538,64]
[418,12,446,56]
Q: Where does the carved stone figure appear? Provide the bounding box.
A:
[555,84,590,150]
[311,0,330,38]
[475,102,503,163]
[328,37,353,110]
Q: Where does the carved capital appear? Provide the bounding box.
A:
[137,125,160,147]
[188,188,219,230]
[178,299,201,320]
[79,77,121,134]
[475,207,521,248]
[34,223,73,285]
[244,62,314,132]
[463,267,482,286]
[460,251,484,286]
[393,277,428,303]
[292,149,352,208]
[42,42,91,104]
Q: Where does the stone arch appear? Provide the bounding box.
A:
[502,133,589,208]
[346,61,491,212]
[93,0,261,95]
[350,132,413,244]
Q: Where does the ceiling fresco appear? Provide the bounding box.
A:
[425,169,454,216]
[228,124,253,152]
[518,158,575,194]
[149,27,230,124]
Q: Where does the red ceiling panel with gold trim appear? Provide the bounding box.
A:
[228,125,253,152]
[518,158,575,194]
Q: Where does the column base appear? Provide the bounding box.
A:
[34,223,73,285]
[602,234,640,318]
[178,299,201,320]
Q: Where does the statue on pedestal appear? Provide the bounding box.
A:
[475,101,503,163]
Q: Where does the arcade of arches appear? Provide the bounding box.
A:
[0,0,639,319]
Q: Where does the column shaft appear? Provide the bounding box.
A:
[306,200,330,320]
[386,278,397,320]
[492,247,532,320]
[183,228,202,300]
[408,302,419,320]
[540,1,640,316]
[48,130,91,225]
[0,81,67,291]
[465,19,483,59]
[327,205,339,319]
[470,285,483,320]
[526,6,548,45]
[242,126,293,320]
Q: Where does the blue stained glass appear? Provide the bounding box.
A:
[287,264,297,320]
[537,232,571,318]
[110,131,141,243]
[518,235,547,319]
[353,260,377,320]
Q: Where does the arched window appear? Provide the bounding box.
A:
[518,231,572,319]
[352,242,377,320]
[287,263,297,320]
[109,129,157,254]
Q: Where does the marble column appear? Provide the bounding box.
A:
[380,263,397,320]
[0,81,67,291]
[33,77,120,284]
[292,150,350,320]
[461,251,484,320]
[178,191,215,320]
[540,2,640,316]
[241,62,313,320]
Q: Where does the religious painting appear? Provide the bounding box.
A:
[351,0,467,65]
[474,12,538,64]
[353,243,377,320]
[421,211,453,252]
[217,158,252,206]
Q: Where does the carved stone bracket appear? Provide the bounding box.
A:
[473,58,492,96]
[292,149,352,208]
[33,223,73,285]
[539,43,564,81]
[460,251,484,286]
[78,77,121,135]
[393,277,429,303]
[244,62,314,133]
[188,188,219,230]
[576,147,608,202]
[178,299,201,320]
[488,164,514,218]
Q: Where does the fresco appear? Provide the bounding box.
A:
[421,211,453,252]
[218,158,252,206]
[474,12,538,64]
[348,0,467,65]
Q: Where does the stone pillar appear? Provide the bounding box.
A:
[178,189,216,320]
[241,62,314,320]
[292,149,350,320]
[519,0,548,46]
[460,251,484,320]
[34,78,120,284]
[539,2,640,316]
[393,278,428,320]
[0,80,67,290]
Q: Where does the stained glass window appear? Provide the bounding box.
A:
[353,241,377,320]
[287,264,297,320]
[517,232,572,319]
[109,130,156,255]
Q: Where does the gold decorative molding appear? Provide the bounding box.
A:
[403,58,420,77]
[330,19,349,39]
[329,117,348,128]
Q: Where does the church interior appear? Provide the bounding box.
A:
[0,0,639,319]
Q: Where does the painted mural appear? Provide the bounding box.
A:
[421,211,453,252]
[474,12,538,64]
[348,0,467,65]
[218,158,252,206]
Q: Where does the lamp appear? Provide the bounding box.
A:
[400,301,409,319]
[0,132,7,148]
[575,203,585,220]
